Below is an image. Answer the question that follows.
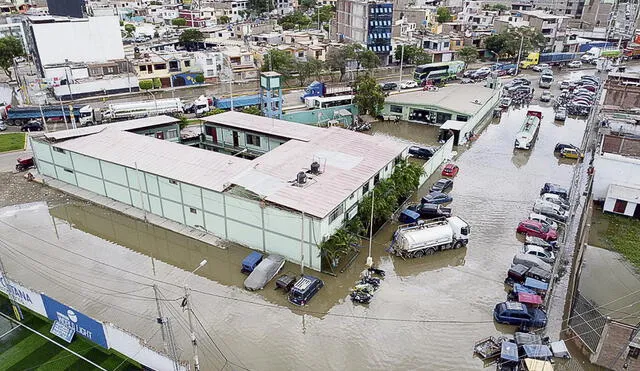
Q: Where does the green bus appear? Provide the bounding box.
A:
[413,60,465,83]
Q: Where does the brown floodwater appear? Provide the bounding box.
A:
[0,75,601,370]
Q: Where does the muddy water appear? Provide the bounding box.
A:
[0,94,591,370]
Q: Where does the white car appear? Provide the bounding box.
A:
[400,80,418,89]
[568,61,582,68]
[540,193,570,210]
[523,245,556,264]
[529,212,558,230]
[532,63,551,72]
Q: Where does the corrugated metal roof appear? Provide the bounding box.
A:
[385,84,497,115]
[55,130,250,192]
[45,116,179,141]
[202,111,322,142]
[230,127,407,218]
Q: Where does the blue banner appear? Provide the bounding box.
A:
[41,295,108,348]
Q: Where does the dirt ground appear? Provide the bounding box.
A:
[0,172,74,208]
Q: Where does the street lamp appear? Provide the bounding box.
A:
[224,55,234,110]
[146,90,158,116]
[183,259,207,371]
[490,50,499,64]
[514,31,525,76]
[397,43,405,91]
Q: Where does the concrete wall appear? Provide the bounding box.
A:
[32,139,324,270]
[419,136,454,186]
[592,320,640,370]
[593,153,640,200]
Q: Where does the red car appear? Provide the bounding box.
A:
[517,220,557,241]
[441,163,459,177]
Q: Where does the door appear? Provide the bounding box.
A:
[613,199,627,214]
[634,204,640,219]
[232,131,239,147]
[211,127,218,143]
[155,131,164,140]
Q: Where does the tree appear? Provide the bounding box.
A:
[261,49,294,79]
[311,5,334,25]
[354,75,385,116]
[237,10,247,20]
[293,57,324,86]
[484,27,545,59]
[195,74,205,83]
[394,45,432,65]
[139,79,153,90]
[299,0,317,12]
[319,228,358,269]
[278,11,312,30]
[0,36,24,79]
[325,45,354,81]
[436,7,452,23]
[179,28,204,50]
[171,17,187,27]
[356,49,380,70]
[218,15,231,24]
[124,24,136,38]
[457,46,479,68]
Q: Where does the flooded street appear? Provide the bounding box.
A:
[0,72,594,370]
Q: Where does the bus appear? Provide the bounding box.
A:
[304,95,354,110]
[413,61,465,83]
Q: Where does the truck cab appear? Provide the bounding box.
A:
[520,53,539,69]
[301,81,325,102]
[79,105,99,126]
[193,95,211,115]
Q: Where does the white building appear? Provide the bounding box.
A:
[31,112,409,271]
[0,20,27,48]
[193,50,223,78]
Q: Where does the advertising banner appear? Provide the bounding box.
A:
[0,272,46,317]
[41,294,108,348]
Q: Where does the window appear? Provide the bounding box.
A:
[166,129,178,139]
[246,134,261,146]
[457,115,468,122]
[390,105,403,113]
[328,204,344,224]
[298,51,304,58]
[190,207,197,214]
[362,180,370,195]
[139,65,147,71]
[373,173,380,185]
[153,63,166,70]
[206,58,213,65]
[53,147,65,153]
[169,179,178,185]
[629,346,640,359]
[63,168,73,174]
[613,199,628,213]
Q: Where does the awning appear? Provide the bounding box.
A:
[440,119,467,131]
[606,183,640,203]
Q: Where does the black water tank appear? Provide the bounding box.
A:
[297,172,307,184]
[310,161,320,174]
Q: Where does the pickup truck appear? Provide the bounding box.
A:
[408,146,435,160]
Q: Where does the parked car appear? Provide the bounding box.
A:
[289,275,324,306]
[555,107,567,121]
[244,254,286,291]
[540,183,569,200]
[441,163,459,177]
[516,220,558,241]
[241,252,264,273]
[513,78,531,86]
[400,80,418,89]
[463,69,477,78]
[430,178,453,193]
[493,301,547,328]
[500,97,512,108]
[381,82,398,91]
[559,81,571,90]
[532,199,568,222]
[532,63,551,72]
[408,203,452,219]
[568,60,582,68]
[540,193,570,210]
[408,146,435,160]
[513,253,553,272]
[528,212,558,230]
[525,235,558,251]
[21,120,43,132]
[540,91,552,102]
[560,147,584,159]
[523,245,556,264]
[472,67,491,79]
[421,191,453,205]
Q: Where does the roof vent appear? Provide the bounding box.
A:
[309,161,321,174]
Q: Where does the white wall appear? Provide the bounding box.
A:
[32,16,124,65]
[53,76,139,96]
[603,196,638,216]
[593,153,640,200]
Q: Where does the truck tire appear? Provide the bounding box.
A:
[413,250,424,258]
[453,241,464,249]
[424,248,436,256]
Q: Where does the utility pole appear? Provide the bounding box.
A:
[151,257,168,353]
[397,43,405,90]
[515,32,524,76]
[182,260,207,371]
[366,190,374,268]
[300,211,305,275]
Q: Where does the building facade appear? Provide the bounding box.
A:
[336,0,394,65]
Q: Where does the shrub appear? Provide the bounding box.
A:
[153,77,162,89]
[139,80,153,90]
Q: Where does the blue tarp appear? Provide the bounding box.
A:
[500,341,519,362]
[214,95,262,109]
[399,209,420,224]
[524,277,549,291]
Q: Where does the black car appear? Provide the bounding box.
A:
[472,70,490,80]
[380,82,398,91]
[408,146,435,160]
[430,178,453,193]
[21,121,43,132]
[409,203,452,219]
[540,183,569,200]
[554,143,579,153]
[513,78,531,86]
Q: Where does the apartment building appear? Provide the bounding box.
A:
[336,0,394,65]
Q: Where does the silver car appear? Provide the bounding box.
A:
[532,199,568,222]
[244,255,286,291]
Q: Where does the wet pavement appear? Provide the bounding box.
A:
[0,70,598,370]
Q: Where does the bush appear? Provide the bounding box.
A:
[139,80,153,90]
[153,77,162,89]
[195,74,205,83]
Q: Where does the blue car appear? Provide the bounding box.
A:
[421,191,453,205]
[493,301,547,328]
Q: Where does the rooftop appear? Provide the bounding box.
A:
[202,111,322,142]
[520,10,569,20]
[385,84,497,115]
[44,116,180,141]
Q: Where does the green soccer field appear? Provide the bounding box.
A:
[0,297,140,371]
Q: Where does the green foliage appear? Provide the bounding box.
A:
[436,7,452,23]
[119,20,124,26]
[202,108,227,116]
[294,57,324,86]
[299,0,317,12]
[178,114,189,129]
[241,106,262,115]
[357,49,380,70]
[195,74,205,83]
[589,211,640,269]
[318,228,359,269]
[0,132,25,152]
[484,27,546,59]
[171,17,187,27]
[218,15,231,24]
[139,79,153,90]
[311,5,334,25]
[124,23,136,38]
[483,3,509,11]
[354,75,385,116]
[153,77,162,89]
[457,46,478,67]
[0,36,24,79]
[278,11,312,30]
[179,28,204,44]
[248,0,272,14]
[394,45,433,65]
[325,45,354,81]
[261,49,295,79]
[237,10,247,20]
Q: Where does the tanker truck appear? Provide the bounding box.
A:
[79,98,184,126]
[389,216,470,258]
